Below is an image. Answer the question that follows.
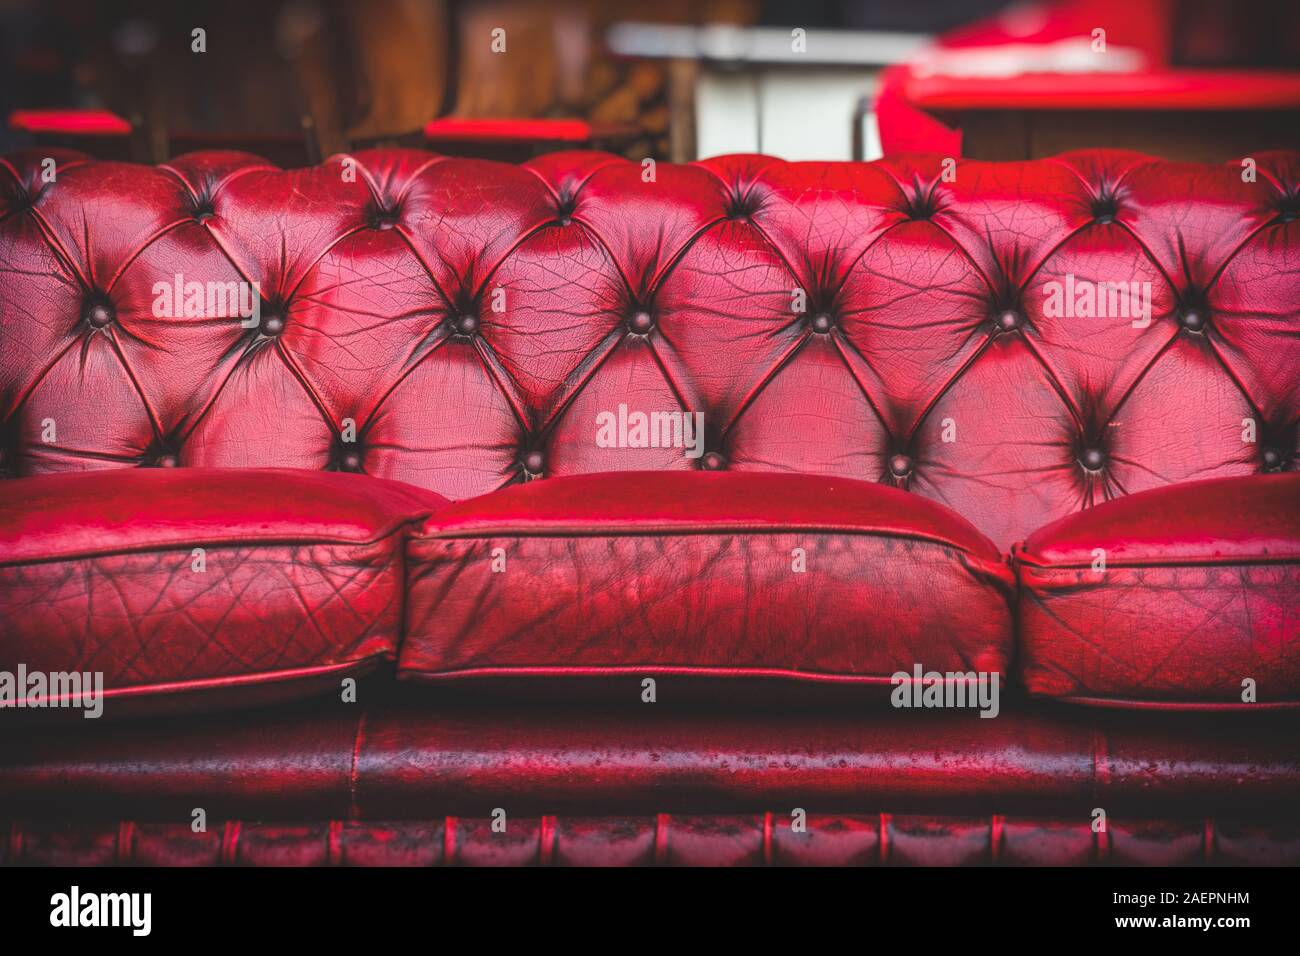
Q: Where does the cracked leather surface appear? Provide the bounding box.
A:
[1017,474,1300,706]
[403,471,1015,684]
[3,689,1298,820]
[5,814,1297,866]
[2,148,1295,553]
[2,147,1297,862]
[0,146,1296,716]
[0,469,445,713]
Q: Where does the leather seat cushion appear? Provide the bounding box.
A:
[0,468,446,718]
[402,471,1015,690]
[1016,474,1300,708]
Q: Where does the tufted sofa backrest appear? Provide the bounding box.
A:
[1,148,1297,549]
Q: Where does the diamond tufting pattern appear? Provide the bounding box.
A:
[2,146,1299,866]
[2,148,1296,551]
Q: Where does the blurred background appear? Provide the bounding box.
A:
[2,0,1297,165]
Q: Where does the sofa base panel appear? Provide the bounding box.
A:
[7,815,1300,866]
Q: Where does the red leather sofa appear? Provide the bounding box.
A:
[1,146,1297,866]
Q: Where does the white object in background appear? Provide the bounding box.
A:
[696,70,882,161]
[859,109,882,163]
[912,38,1146,78]
[758,70,881,161]
[607,23,929,66]
[696,72,761,158]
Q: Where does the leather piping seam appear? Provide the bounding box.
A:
[398,666,1009,684]
[0,518,426,569]
[420,525,1001,564]
[762,811,774,866]
[349,709,367,822]
[0,655,390,710]
[1041,693,1300,711]
[1015,552,1300,571]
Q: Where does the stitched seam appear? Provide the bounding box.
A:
[349,708,367,821]
[0,519,418,568]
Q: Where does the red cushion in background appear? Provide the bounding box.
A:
[7,109,132,137]
[0,468,446,718]
[401,471,1015,692]
[1016,474,1300,708]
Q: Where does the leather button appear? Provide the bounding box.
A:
[904,192,935,221]
[1262,447,1283,470]
[725,193,756,219]
[889,454,913,477]
[85,302,114,328]
[701,451,727,471]
[1179,307,1207,332]
[629,311,654,334]
[456,313,479,335]
[810,313,833,334]
[996,309,1022,332]
[1080,448,1106,472]
[260,313,285,336]
[155,453,178,468]
[340,451,363,472]
[523,450,545,474]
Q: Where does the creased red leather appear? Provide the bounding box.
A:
[1017,475,1300,708]
[1,146,1298,864]
[5,815,1298,866]
[0,469,445,715]
[2,149,1295,552]
[403,471,1015,685]
[4,692,1298,820]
